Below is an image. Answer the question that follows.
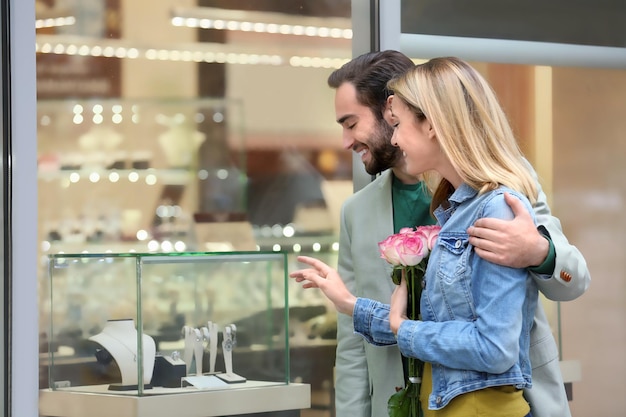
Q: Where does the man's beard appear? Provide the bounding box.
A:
[363,120,402,175]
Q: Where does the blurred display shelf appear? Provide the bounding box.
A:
[39,382,311,417]
[254,234,339,253]
[43,241,185,255]
[38,168,195,186]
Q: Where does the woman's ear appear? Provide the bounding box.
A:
[426,120,437,139]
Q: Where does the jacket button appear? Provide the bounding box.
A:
[560,270,572,282]
[436,396,442,404]
[421,279,426,289]
[454,240,462,248]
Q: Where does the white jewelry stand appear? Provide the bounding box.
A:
[217,324,246,383]
[158,122,205,168]
[78,126,123,152]
[206,321,219,374]
[180,324,227,390]
[182,326,195,374]
[193,328,204,375]
[89,319,156,388]
[182,326,205,375]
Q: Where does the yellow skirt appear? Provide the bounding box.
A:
[419,363,530,417]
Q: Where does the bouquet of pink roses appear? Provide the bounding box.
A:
[378,225,441,417]
[378,225,441,285]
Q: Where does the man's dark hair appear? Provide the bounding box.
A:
[327,50,414,119]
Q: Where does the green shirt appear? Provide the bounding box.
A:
[391,175,436,233]
[529,226,556,275]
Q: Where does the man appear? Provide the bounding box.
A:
[328,50,590,417]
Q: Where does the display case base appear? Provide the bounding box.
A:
[39,381,310,417]
[108,383,153,391]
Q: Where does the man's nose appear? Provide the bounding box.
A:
[342,131,355,150]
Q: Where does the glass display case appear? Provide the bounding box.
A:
[36,94,340,416]
[40,250,310,417]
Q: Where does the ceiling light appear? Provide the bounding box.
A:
[35,6,76,29]
[36,16,76,29]
[35,34,350,68]
[171,6,352,40]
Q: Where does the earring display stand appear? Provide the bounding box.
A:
[205,321,219,375]
[216,324,246,384]
[182,326,195,374]
[192,328,204,376]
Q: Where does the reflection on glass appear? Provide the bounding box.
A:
[37,2,351,414]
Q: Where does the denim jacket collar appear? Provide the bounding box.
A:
[434,183,478,225]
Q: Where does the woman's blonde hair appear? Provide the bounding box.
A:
[388,57,537,211]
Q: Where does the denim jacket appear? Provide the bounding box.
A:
[353,183,539,411]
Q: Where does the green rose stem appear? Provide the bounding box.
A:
[404,266,424,417]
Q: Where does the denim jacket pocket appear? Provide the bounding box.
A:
[432,232,475,320]
[436,232,470,279]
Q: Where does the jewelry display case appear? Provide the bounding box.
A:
[40,251,310,417]
[37,97,247,255]
[36,94,341,416]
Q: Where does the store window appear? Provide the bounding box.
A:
[37,1,352,415]
[36,1,354,248]
[389,1,626,415]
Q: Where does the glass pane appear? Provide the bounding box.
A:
[37,1,352,415]
[44,251,289,396]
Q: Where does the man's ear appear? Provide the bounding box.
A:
[384,95,395,126]
[385,95,394,115]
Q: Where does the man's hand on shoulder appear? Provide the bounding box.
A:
[467,192,548,268]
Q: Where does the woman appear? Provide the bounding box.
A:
[290,57,538,417]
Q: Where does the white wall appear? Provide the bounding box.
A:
[227,64,338,142]
[553,66,626,417]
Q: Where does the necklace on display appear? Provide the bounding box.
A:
[101,330,138,362]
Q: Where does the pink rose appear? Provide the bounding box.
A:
[378,234,403,265]
[378,229,429,267]
[419,225,441,250]
[396,232,428,266]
